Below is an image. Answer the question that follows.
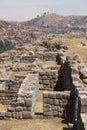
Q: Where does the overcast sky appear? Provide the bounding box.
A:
[0,0,87,21]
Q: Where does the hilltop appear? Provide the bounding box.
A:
[22,13,87,33]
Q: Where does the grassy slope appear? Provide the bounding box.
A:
[35,33,87,65]
[51,36,87,65]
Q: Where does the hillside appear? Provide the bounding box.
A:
[0,20,11,29]
[22,13,87,33]
[0,20,43,44]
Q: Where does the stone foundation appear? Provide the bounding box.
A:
[43,91,70,117]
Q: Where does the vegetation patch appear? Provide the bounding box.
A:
[0,40,14,53]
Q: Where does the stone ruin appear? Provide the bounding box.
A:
[0,42,87,130]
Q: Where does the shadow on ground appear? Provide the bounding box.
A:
[62,119,73,130]
[63,128,73,130]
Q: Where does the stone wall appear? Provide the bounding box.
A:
[43,91,70,117]
[35,52,58,61]
[0,79,21,104]
[62,55,87,129]
[73,91,87,130]
[39,70,58,90]
[0,73,39,119]
[20,55,36,63]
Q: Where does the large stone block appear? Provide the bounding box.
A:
[80,95,87,106]
[5,112,12,118]
[54,99,59,105]
[15,112,19,119]
[43,92,48,98]
[53,111,58,116]
[16,100,25,106]
[43,107,51,112]
[43,104,51,108]
[49,99,54,105]
[22,111,32,119]
[71,75,80,82]
[18,112,22,119]
[58,112,63,117]
[80,106,87,113]
[43,98,48,103]
[26,107,33,111]
[56,93,62,99]
[7,107,15,112]
[43,80,50,85]
[83,79,87,85]
[70,67,79,74]
[44,111,53,116]
[15,106,23,112]
[25,98,32,107]
[0,112,5,117]
[12,112,16,118]
[42,76,48,80]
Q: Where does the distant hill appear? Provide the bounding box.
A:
[0,20,42,44]
[22,13,87,33]
[0,20,11,29]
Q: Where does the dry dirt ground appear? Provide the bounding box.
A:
[0,90,72,130]
[0,118,71,130]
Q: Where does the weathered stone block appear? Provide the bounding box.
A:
[18,112,22,119]
[83,79,87,85]
[15,112,19,119]
[43,103,51,108]
[26,107,33,111]
[63,94,69,99]
[53,111,58,116]
[7,107,15,112]
[43,92,48,98]
[42,76,48,80]
[50,93,56,99]
[25,98,32,107]
[26,92,33,98]
[16,100,25,106]
[15,106,23,112]
[50,99,54,105]
[70,67,79,74]
[23,107,27,111]
[58,112,63,117]
[56,93,62,99]
[54,99,59,105]
[80,95,87,106]
[0,112,5,117]
[43,97,47,102]
[43,80,50,85]
[5,112,12,118]
[22,111,32,119]
[12,112,16,118]
[71,76,80,82]
[44,111,53,116]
